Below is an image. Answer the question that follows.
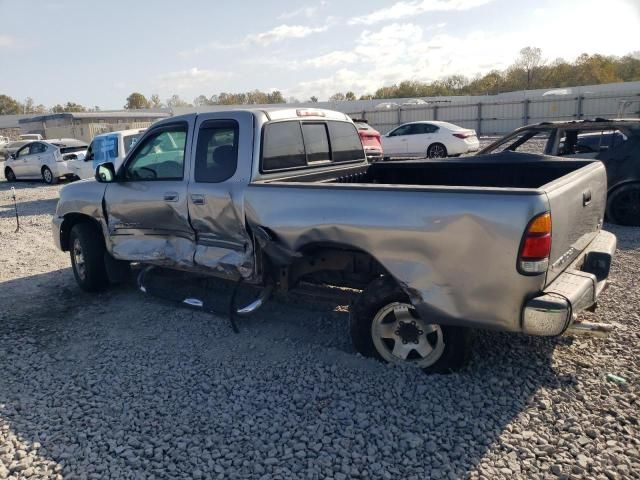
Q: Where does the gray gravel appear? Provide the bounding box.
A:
[1,179,639,480]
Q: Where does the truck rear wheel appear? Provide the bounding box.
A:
[69,223,109,292]
[606,183,640,226]
[350,276,469,373]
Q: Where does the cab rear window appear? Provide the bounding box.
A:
[261,120,363,172]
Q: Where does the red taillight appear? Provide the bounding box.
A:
[453,132,476,139]
[519,212,552,274]
[521,234,551,259]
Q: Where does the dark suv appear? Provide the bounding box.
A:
[479,119,640,226]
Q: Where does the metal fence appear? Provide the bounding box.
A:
[345,93,640,136]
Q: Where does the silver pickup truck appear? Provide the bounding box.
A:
[53,108,616,373]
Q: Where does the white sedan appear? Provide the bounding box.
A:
[381,121,479,159]
[3,139,87,184]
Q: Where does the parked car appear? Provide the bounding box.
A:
[68,129,145,179]
[53,108,616,373]
[18,133,44,141]
[4,138,87,183]
[478,118,640,226]
[352,119,383,162]
[0,135,9,146]
[382,121,479,159]
[1,140,31,161]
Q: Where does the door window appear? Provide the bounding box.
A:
[489,129,552,154]
[123,134,142,154]
[124,126,187,180]
[194,121,239,183]
[15,145,31,158]
[388,125,412,137]
[30,142,47,154]
[558,129,628,156]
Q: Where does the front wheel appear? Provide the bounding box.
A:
[69,223,109,292]
[427,143,448,158]
[42,166,57,184]
[350,276,469,373]
[4,167,16,182]
[606,183,640,226]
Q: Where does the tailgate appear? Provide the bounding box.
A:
[544,161,607,284]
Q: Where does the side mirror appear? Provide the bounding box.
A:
[95,162,116,183]
[9,154,15,159]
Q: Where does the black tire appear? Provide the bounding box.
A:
[42,166,57,184]
[382,156,390,162]
[4,167,16,182]
[606,183,640,227]
[350,276,469,373]
[427,143,448,158]
[69,223,109,292]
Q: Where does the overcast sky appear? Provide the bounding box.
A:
[0,0,638,109]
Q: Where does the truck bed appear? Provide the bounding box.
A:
[247,152,607,331]
[262,153,596,190]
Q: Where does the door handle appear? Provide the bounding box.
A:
[163,192,179,202]
[583,190,592,206]
[190,194,205,205]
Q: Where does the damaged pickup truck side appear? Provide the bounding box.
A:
[53,108,617,372]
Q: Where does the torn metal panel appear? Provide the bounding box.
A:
[245,184,549,332]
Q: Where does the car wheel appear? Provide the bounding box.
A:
[350,276,469,373]
[606,183,640,227]
[42,166,57,184]
[69,223,109,292]
[427,143,448,158]
[4,167,16,182]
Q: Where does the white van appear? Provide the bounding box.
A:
[68,128,146,179]
[19,134,44,141]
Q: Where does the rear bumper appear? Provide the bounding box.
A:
[521,229,616,336]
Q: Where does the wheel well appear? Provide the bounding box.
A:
[60,214,102,251]
[4,166,13,174]
[41,165,50,173]
[608,180,640,197]
[273,243,388,291]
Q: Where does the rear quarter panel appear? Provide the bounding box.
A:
[245,183,549,332]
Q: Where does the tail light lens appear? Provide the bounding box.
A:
[519,212,552,274]
[452,131,476,139]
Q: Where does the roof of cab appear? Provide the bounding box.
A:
[166,108,351,125]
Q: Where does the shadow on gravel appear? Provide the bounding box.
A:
[0,267,577,479]
[0,198,59,218]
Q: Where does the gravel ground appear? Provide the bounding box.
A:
[0,173,639,480]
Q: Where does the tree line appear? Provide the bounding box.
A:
[1,48,639,115]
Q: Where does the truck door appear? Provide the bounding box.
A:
[187,111,255,277]
[103,120,195,266]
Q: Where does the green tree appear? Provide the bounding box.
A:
[329,92,346,101]
[345,91,356,101]
[124,92,150,109]
[0,94,23,114]
[309,96,319,103]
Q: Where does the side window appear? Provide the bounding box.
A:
[558,130,626,156]
[491,129,551,154]
[194,121,238,183]
[327,121,364,163]
[123,134,141,154]
[389,125,411,137]
[301,123,330,163]
[92,135,119,162]
[424,124,439,134]
[124,126,187,180]
[262,121,306,171]
[31,142,46,154]
[16,145,30,158]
